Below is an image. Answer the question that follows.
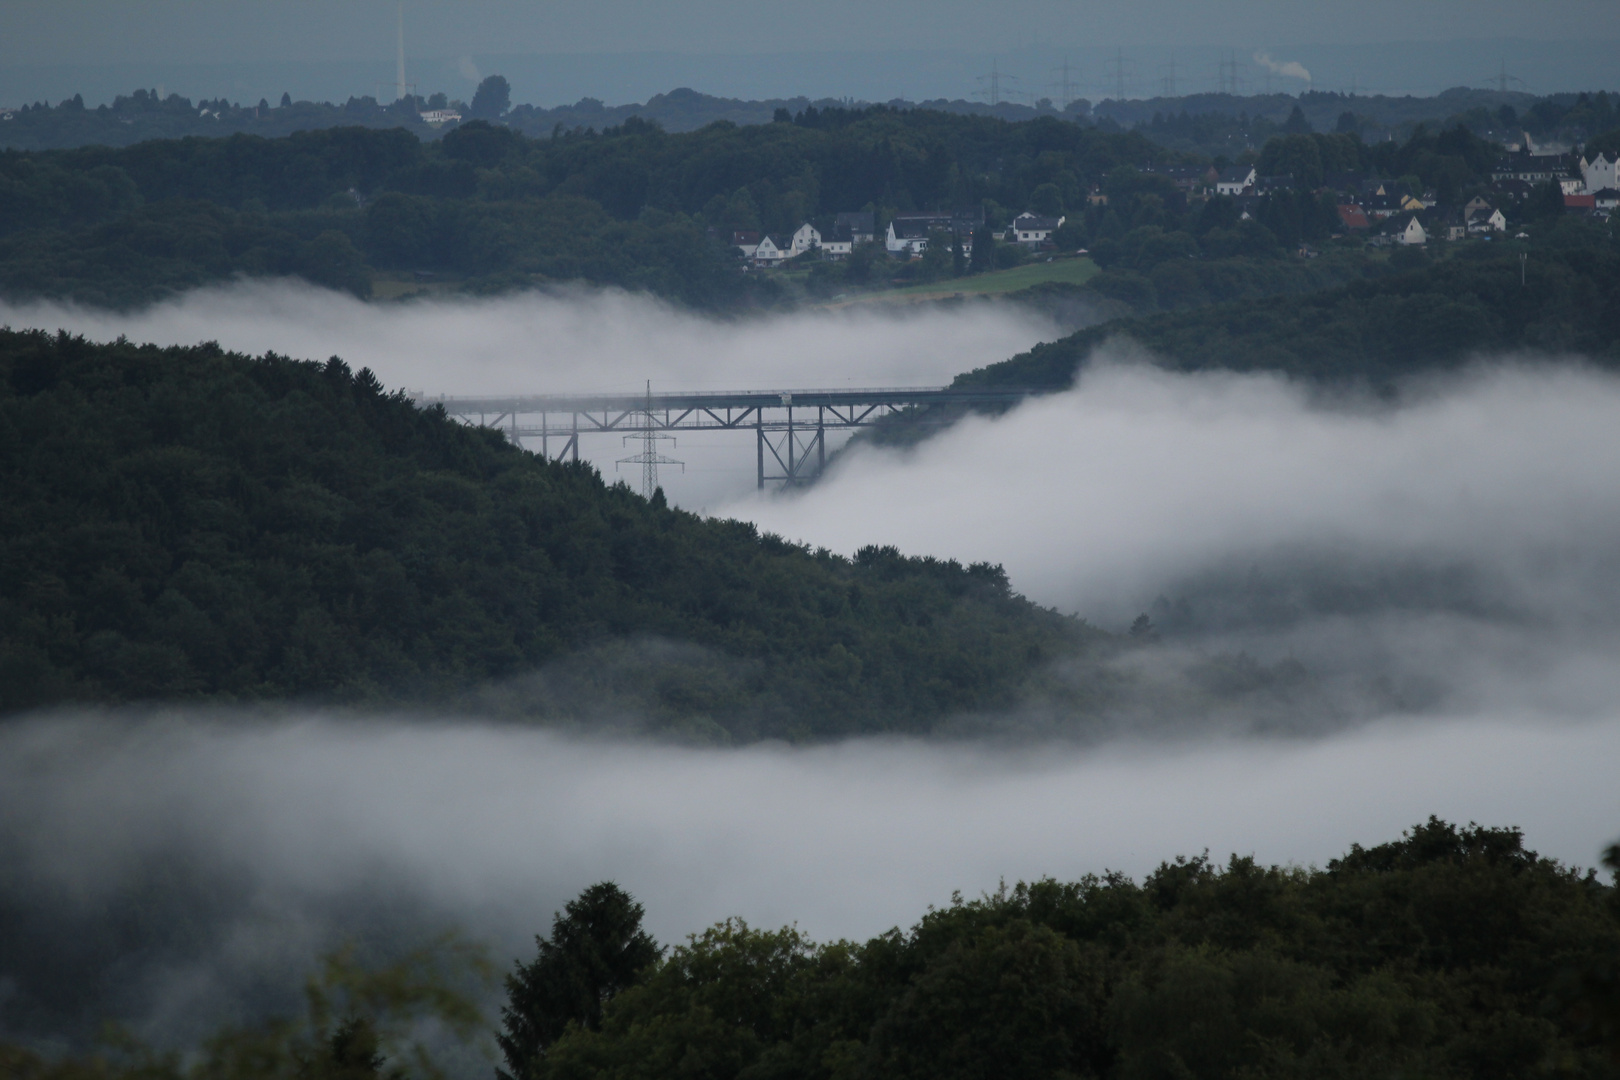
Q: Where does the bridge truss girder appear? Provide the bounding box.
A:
[428,386,1033,492]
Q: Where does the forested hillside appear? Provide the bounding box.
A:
[0,329,1119,739]
[0,109,1171,308]
[956,236,1620,392]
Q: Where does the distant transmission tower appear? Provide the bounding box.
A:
[617,381,683,500]
[1484,59,1524,93]
[1160,58,1179,98]
[1215,51,1245,96]
[1105,49,1130,100]
[1049,57,1080,110]
[976,59,1020,106]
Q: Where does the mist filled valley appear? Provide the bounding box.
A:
[5,283,1620,1076]
[4,64,1620,1079]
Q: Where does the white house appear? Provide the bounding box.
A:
[1010,212,1064,245]
[731,230,761,258]
[1581,153,1617,195]
[885,218,932,256]
[1392,214,1427,245]
[753,235,789,266]
[819,225,855,258]
[790,222,821,255]
[1466,207,1507,234]
[1215,164,1256,196]
[419,109,462,125]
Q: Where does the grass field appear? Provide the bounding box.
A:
[829,257,1099,307]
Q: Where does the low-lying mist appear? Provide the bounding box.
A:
[732,356,1620,724]
[6,287,1620,1055]
[0,280,1061,397]
[2,710,1615,1049]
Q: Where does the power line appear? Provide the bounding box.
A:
[1049,57,1081,110]
[1104,49,1131,101]
[1483,58,1525,94]
[976,59,1020,107]
[1160,59,1178,98]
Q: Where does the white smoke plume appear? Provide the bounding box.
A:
[1254,50,1311,83]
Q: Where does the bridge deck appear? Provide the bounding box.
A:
[418,384,1038,490]
[419,385,1031,416]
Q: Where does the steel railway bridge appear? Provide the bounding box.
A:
[418,386,1036,489]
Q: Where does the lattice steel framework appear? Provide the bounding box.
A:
[421,386,1038,491]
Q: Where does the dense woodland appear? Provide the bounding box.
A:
[954,235,1620,394]
[1,96,1607,311]
[0,329,1130,740]
[5,821,1618,1079]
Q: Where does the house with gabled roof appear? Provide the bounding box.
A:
[1379,213,1427,246]
[790,222,821,255]
[834,211,876,244]
[1010,212,1064,246]
[820,224,855,258]
[753,235,790,265]
[1336,204,1371,231]
[1215,165,1256,196]
[885,218,932,256]
[1581,153,1617,195]
[1466,206,1507,233]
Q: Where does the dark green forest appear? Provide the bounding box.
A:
[956,236,1620,393]
[6,820,1619,1080]
[0,109,1177,308]
[0,104,1581,312]
[0,328,1122,740]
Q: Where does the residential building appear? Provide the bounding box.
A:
[753,235,790,265]
[1381,214,1427,245]
[885,218,933,256]
[1581,153,1618,195]
[1215,165,1256,196]
[820,225,855,258]
[730,230,761,258]
[1010,212,1064,245]
[1492,149,1577,185]
[1466,207,1507,233]
[790,222,821,255]
[834,211,876,244]
[1336,204,1371,231]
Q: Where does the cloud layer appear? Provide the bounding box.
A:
[0,281,1059,508]
[2,710,1615,1045]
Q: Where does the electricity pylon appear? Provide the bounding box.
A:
[616,381,683,499]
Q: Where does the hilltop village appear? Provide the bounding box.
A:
[727,139,1619,270]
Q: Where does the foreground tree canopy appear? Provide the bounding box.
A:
[0,329,1116,739]
[521,821,1620,1080]
[7,820,1618,1079]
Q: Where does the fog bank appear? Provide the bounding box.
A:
[2,711,1615,1045]
[727,358,1620,719]
[0,280,1060,508]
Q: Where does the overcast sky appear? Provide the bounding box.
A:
[5,0,1616,66]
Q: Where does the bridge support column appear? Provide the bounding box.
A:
[756,422,764,490]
